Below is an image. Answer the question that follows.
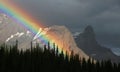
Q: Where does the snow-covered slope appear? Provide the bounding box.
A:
[0,13,89,59]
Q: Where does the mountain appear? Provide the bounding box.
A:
[0,13,27,43]
[0,13,89,59]
[75,25,120,63]
[0,13,31,49]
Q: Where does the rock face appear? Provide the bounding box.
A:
[0,13,89,59]
[0,13,30,49]
[44,25,89,58]
[75,25,120,63]
[0,13,27,43]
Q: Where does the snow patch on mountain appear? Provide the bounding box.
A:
[111,48,120,56]
[5,32,25,42]
[33,27,51,40]
[73,32,82,38]
[26,31,31,37]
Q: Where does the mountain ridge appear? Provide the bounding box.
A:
[0,13,89,59]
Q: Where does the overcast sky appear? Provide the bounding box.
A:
[8,0,120,48]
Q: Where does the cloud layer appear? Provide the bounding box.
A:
[9,0,120,47]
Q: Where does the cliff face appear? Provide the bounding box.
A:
[75,25,120,63]
[29,25,89,59]
[44,25,89,59]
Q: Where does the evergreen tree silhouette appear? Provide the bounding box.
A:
[0,42,120,72]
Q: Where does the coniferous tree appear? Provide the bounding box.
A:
[0,43,120,72]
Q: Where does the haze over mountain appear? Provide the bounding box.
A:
[75,25,120,63]
[0,13,89,59]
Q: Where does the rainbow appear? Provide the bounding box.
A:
[0,0,70,54]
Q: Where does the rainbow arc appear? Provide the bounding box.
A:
[0,0,71,55]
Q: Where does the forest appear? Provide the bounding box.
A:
[0,42,120,72]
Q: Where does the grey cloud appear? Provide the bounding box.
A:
[10,0,120,48]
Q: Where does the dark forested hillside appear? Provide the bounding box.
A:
[0,42,120,72]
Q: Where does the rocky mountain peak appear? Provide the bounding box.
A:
[76,25,98,47]
[84,25,94,33]
[83,25,96,40]
[75,25,120,63]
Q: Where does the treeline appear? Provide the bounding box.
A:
[0,42,120,72]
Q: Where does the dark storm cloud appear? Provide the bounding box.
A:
[11,0,120,47]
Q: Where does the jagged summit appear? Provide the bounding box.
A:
[83,25,96,39]
[76,25,98,48]
[75,25,120,63]
[84,25,94,34]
